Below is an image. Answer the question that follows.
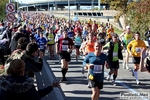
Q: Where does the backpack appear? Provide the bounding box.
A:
[4,49,29,75]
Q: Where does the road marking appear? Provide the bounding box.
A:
[104,72,148,100]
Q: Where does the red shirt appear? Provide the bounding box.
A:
[58,37,74,51]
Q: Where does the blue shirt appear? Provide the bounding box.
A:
[36,37,47,50]
[83,52,110,82]
[34,34,40,41]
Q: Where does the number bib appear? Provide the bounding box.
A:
[93,65,103,74]
[49,38,53,41]
[149,37,150,40]
[135,47,141,53]
[76,41,81,45]
[40,45,44,49]
[113,52,118,57]
[62,45,68,51]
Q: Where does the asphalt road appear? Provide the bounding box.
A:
[41,51,150,100]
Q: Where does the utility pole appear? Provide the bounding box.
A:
[68,0,70,21]
[9,0,11,3]
[98,0,101,11]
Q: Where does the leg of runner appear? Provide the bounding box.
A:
[112,69,118,86]
[61,59,67,81]
[133,64,140,85]
[123,50,130,70]
[91,87,100,100]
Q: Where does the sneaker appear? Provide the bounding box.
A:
[60,77,67,82]
[112,80,116,86]
[125,65,130,70]
[136,81,141,85]
[123,63,126,69]
[131,69,135,76]
[81,67,85,74]
[106,75,111,81]
[87,82,91,88]
[76,59,78,62]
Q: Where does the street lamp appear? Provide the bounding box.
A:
[68,0,70,22]
[98,0,101,11]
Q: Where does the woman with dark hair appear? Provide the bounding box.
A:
[0,59,60,100]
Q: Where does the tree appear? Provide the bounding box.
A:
[102,0,150,38]
[0,0,9,21]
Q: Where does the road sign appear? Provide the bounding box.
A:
[6,3,15,13]
[6,13,16,22]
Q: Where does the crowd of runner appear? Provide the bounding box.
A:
[0,11,150,100]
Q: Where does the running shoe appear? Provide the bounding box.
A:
[81,67,85,74]
[112,80,116,86]
[136,81,141,85]
[106,75,111,81]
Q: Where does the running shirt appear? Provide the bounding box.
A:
[85,42,95,53]
[104,42,119,61]
[47,33,55,45]
[83,52,110,82]
[58,37,74,52]
[34,34,40,41]
[123,33,133,45]
[55,33,63,42]
[68,31,74,40]
[74,36,82,46]
[36,37,47,50]
[127,39,146,57]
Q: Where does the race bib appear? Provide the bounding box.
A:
[93,65,103,74]
[76,41,81,45]
[40,45,44,49]
[149,37,150,40]
[62,45,68,51]
[135,47,141,53]
[127,40,131,44]
[49,38,53,41]
[113,52,118,57]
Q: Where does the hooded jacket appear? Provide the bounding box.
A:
[0,75,53,100]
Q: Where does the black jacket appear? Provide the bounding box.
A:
[107,41,123,64]
[0,75,53,100]
[24,51,43,77]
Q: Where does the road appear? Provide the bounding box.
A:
[39,51,150,100]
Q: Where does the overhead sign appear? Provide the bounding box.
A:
[6,13,16,22]
[6,3,15,13]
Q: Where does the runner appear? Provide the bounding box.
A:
[47,28,55,58]
[119,26,134,70]
[36,32,47,58]
[127,32,146,85]
[56,29,74,82]
[103,34,123,85]
[83,41,110,100]
[74,31,82,62]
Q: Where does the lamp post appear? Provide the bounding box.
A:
[98,0,101,11]
[48,1,49,11]
[68,0,70,22]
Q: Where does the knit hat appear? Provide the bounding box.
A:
[26,42,39,54]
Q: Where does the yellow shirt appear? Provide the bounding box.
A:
[127,39,146,57]
[47,33,55,44]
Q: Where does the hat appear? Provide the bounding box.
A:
[26,43,38,54]
[112,33,118,38]
[126,26,130,29]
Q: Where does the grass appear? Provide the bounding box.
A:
[114,26,123,35]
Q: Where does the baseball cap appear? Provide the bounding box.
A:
[126,26,130,29]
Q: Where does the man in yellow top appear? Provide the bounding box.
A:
[127,32,146,85]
